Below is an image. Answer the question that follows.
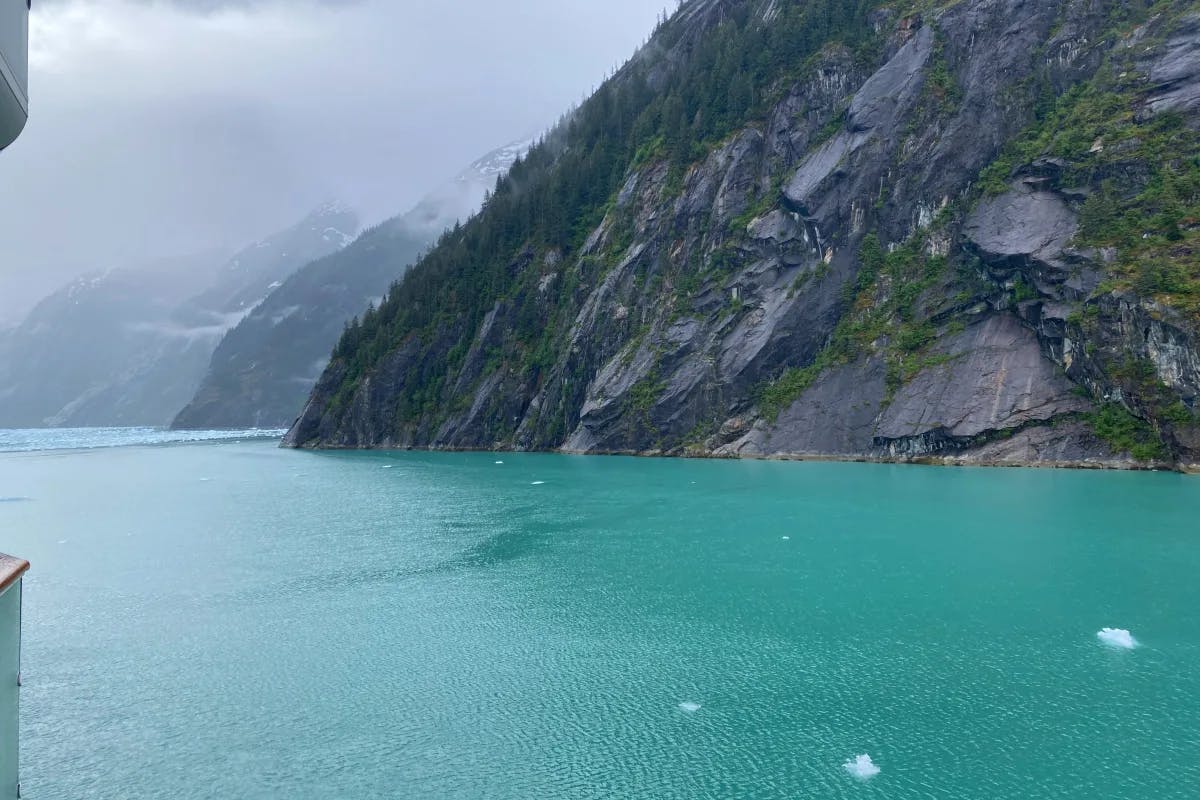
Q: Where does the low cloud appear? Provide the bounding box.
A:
[0,0,663,323]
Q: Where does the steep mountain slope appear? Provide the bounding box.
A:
[172,141,530,429]
[0,205,357,428]
[401,139,536,240]
[286,0,1200,472]
[168,220,427,430]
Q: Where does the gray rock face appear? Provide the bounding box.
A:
[938,420,1126,469]
[1078,294,1200,410]
[964,188,1078,273]
[288,0,1200,471]
[722,315,1098,465]
[1142,308,1200,402]
[785,25,933,212]
[1142,14,1200,117]
[847,24,934,133]
[747,210,807,245]
[783,133,860,214]
[960,157,1200,466]
[877,315,1090,441]
[722,357,888,457]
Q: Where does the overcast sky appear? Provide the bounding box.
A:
[0,0,665,324]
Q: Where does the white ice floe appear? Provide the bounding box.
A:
[531,481,546,485]
[1097,628,1138,649]
[844,754,880,781]
[678,701,702,713]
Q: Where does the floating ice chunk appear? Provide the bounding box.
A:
[1097,628,1137,649]
[678,701,702,713]
[844,754,880,780]
[531,481,546,485]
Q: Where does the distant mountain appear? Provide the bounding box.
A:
[172,140,531,430]
[0,204,358,428]
[169,219,429,429]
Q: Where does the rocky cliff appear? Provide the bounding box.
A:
[285,0,1200,472]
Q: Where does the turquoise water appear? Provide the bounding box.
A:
[1,437,1198,799]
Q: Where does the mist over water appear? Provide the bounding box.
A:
[3,442,1199,799]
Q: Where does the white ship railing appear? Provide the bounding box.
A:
[0,555,28,800]
[0,0,30,150]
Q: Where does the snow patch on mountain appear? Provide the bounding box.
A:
[404,136,535,236]
[321,227,355,248]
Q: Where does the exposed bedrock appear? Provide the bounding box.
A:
[287,1,1200,470]
[877,315,1090,442]
[1140,13,1200,118]
[725,315,1113,465]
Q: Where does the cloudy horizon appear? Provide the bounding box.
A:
[0,0,666,325]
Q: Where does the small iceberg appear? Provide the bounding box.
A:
[844,754,880,781]
[1097,628,1137,649]
[678,701,702,713]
